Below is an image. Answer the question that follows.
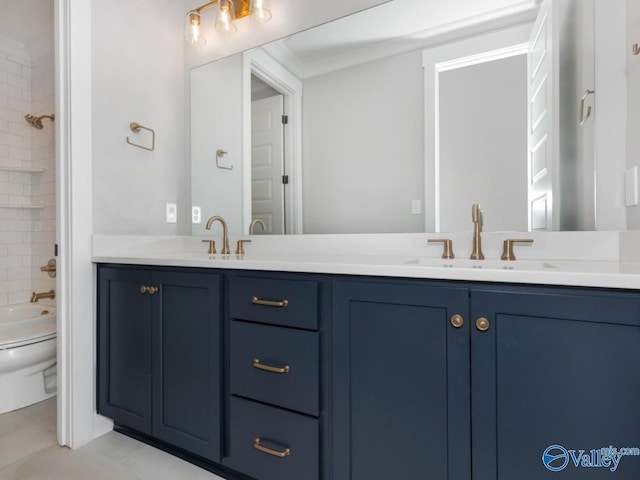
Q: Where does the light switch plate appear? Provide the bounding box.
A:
[165,203,177,223]
[411,199,422,215]
[625,167,638,207]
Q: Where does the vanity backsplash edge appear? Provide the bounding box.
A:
[92,231,631,263]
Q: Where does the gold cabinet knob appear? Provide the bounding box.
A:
[147,286,158,295]
[140,285,148,294]
[450,314,464,328]
[475,317,490,332]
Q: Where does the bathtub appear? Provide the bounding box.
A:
[0,303,57,414]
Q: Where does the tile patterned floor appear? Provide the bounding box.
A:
[0,398,224,480]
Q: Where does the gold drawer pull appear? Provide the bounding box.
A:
[253,438,291,458]
[252,358,290,374]
[251,296,289,307]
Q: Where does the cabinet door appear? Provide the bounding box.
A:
[151,271,222,462]
[332,279,470,480]
[98,267,152,434]
[471,288,640,479]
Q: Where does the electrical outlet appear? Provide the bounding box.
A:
[411,199,422,215]
[165,203,177,223]
[192,206,202,224]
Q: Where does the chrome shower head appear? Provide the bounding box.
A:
[24,113,55,130]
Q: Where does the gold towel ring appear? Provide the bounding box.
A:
[126,122,155,151]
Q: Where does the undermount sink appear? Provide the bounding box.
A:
[404,258,558,271]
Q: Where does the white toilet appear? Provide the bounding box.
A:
[0,304,57,414]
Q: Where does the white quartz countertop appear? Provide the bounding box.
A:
[92,236,640,290]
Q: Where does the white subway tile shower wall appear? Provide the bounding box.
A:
[0,46,56,306]
[29,51,56,299]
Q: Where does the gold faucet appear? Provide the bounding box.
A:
[249,218,266,235]
[205,216,230,254]
[470,204,484,260]
[31,290,55,303]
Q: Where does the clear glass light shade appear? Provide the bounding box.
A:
[251,0,272,22]
[185,11,206,47]
[215,0,238,35]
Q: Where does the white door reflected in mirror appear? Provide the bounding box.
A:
[251,93,285,234]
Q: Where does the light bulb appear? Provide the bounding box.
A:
[216,0,237,35]
[185,11,206,47]
[251,0,272,23]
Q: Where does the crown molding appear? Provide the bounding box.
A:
[266,1,539,79]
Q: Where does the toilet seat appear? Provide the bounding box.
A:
[0,319,56,350]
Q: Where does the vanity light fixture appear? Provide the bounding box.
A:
[186,0,272,46]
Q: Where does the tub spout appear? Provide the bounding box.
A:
[31,290,55,303]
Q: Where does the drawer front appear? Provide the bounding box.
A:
[226,397,319,480]
[230,321,319,416]
[229,276,319,330]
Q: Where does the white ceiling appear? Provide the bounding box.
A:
[0,0,54,58]
[264,0,538,76]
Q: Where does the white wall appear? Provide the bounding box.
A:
[91,0,186,235]
[191,55,244,235]
[302,50,425,233]
[593,0,627,230]
[439,54,527,233]
[627,0,640,229]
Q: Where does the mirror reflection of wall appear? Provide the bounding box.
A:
[438,54,528,233]
[191,55,243,236]
[302,49,425,234]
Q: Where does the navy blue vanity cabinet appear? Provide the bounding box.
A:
[98,265,223,463]
[151,270,222,462]
[226,273,325,480]
[98,266,153,434]
[332,278,471,480]
[470,287,640,480]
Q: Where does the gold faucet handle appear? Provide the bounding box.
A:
[235,239,252,255]
[428,239,455,259]
[501,239,534,261]
[201,239,216,254]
